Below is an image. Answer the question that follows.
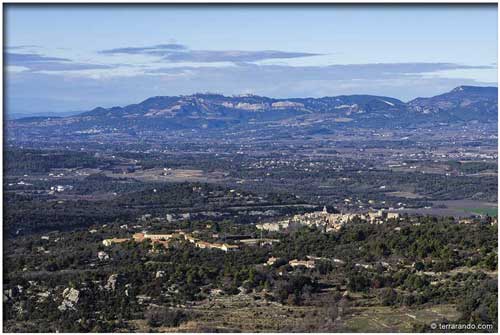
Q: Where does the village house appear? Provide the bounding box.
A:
[289,259,316,269]
[219,243,239,252]
[386,212,401,220]
[266,256,278,266]
[256,221,290,232]
[195,240,239,252]
[195,240,212,249]
[102,238,130,247]
[97,251,110,261]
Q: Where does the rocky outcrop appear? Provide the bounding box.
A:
[105,274,122,291]
[58,288,80,311]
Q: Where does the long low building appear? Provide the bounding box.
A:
[133,232,176,242]
[289,259,316,269]
[103,231,240,252]
[239,238,280,246]
[195,240,239,252]
[102,238,130,246]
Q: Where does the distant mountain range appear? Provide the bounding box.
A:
[7,110,83,120]
[9,86,498,138]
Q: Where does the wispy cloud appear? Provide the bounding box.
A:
[6,45,41,51]
[5,52,113,72]
[139,62,496,99]
[147,62,494,80]
[99,43,187,55]
[6,52,71,63]
[99,43,321,63]
[162,50,321,63]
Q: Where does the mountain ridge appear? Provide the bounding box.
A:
[9,86,498,137]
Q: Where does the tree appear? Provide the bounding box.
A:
[378,287,397,306]
[347,272,371,292]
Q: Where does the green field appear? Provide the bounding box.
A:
[462,207,498,217]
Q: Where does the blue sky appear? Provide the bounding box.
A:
[5,5,498,116]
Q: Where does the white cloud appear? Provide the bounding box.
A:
[6,65,30,73]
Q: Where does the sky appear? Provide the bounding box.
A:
[4,4,498,116]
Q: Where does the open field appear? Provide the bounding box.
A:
[398,200,498,217]
[385,191,424,199]
[344,304,460,332]
[125,294,461,333]
[105,168,216,182]
[128,294,329,332]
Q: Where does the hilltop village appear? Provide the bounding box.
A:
[257,206,400,232]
